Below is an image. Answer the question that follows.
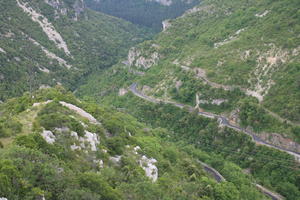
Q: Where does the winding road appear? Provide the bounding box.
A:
[196,160,283,200]
[129,83,300,162]
[129,83,286,199]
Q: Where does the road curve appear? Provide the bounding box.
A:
[197,160,225,183]
[197,160,283,200]
[129,83,300,162]
[130,83,285,200]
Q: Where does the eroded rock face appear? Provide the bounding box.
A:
[247,44,290,102]
[70,130,100,151]
[0,47,6,54]
[17,0,71,56]
[41,130,56,144]
[59,101,100,124]
[118,88,128,96]
[128,47,160,69]
[139,155,158,182]
[45,0,63,9]
[162,20,171,31]
[133,146,158,182]
[149,0,172,6]
[73,0,85,21]
[259,133,300,153]
[45,0,85,19]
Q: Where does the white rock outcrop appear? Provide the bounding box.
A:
[33,100,53,107]
[82,131,99,151]
[128,48,159,69]
[247,44,290,101]
[162,20,171,32]
[17,0,71,56]
[59,101,100,124]
[94,159,104,168]
[41,130,56,144]
[110,155,122,164]
[0,47,6,54]
[149,0,172,6]
[133,146,158,182]
[214,29,245,48]
[28,37,71,69]
[255,10,269,18]
[70,131,100,151]
[139,155,158,182]
[118,88,128,96]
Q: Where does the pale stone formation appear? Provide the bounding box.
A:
[148,0,172,6]
[214,29,245,48]
[32,100,53,107]
[82,131,99,151]
[39,67,50,73]
[139,156,158,182]
[118,88,128,96]
[41,130,56,144]
[59,101,100,124]
[255,10,270,18]
[247,44,290,101]
[128,47,159,69]
[70,131,100,151]
[109,155,122,164]
[133,146,158,182]
[28,37,71,69]
[93,159,104,168]
[16,0,71,56]
[0,47,6,54]
[162,20,171,31]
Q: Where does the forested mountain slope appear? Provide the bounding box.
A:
[85,0,200,31]
[0,0,151,101]
[0,87,272,200]
[78,0,300,150]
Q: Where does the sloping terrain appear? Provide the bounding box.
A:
[0,88,272,200]
[85,0,200,31]
[77,0,300,147]
[0,0,152,101]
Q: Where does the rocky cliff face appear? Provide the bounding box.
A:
[44,0,86,20]
[149,0,173,6]
[128,47,160,69]
[258,133,300,153]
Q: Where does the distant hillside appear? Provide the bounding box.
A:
[0,0,152,101]
[85,0,200,31]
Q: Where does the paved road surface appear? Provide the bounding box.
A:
[130,83,286,199]
[129,83,300,161]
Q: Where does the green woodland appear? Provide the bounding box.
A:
[0,0,300,199]
[0,88,272,200]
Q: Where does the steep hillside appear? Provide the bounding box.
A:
[0,88,272,200]
[85,0,200,31]
[0,0,152,101]
[77,0,300,148]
